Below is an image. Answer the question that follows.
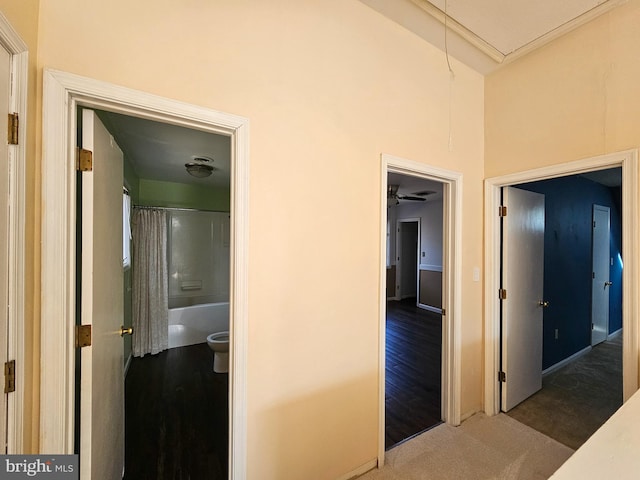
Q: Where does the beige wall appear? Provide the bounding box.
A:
[31,0,484,476]
[485,0,640,177]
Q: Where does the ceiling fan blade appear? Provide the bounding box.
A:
[398,195,426,201]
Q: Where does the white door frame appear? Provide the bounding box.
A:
[395,217,420,301]
[379,154,462,466]
[0,12,27,454]
[40,70,249,478]
[484,150,639,415]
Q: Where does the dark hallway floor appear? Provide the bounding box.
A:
[124,343,228,480]
[506,334,622,449]
[385,298,442,449]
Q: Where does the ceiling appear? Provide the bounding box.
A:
[388,172,443,206]
[360,0,624,74]
[97,110,231,189]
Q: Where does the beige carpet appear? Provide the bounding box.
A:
[358,413,573,480]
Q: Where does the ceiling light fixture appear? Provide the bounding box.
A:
[185,156,214,178]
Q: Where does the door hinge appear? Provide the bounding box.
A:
[499,289,507,300]
[592,272,596,279]
[76,148,93,172]
[591,322,594,331]
[4,360,15,393]
[593,221,596,228]
[499,205,507,217]
[7,112,18,145]
[76,325,92,348]
[498,371,506,382]
[441,308,446,316]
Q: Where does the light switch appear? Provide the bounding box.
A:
[473,267,480,282]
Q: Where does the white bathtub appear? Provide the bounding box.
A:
[168,301,229,349]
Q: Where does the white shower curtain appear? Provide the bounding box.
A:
[132,207,169,357]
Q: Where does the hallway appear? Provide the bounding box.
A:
[506,334,622,449]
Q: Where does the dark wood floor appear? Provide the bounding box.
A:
[386,298,442,449]
[124,343,228,480]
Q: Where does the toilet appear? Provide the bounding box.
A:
[206,331,230,373]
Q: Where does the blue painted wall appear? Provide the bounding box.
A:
[517,175,622,369]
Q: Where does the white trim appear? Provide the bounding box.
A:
[484,150,639,416]
[410,0,624,67]
[379,154,462,467]
[0,11,28,454]
[418,304,443,315]
[395,217,420,301]
[542,346,592,377]
[336,459,377,480]
[608,328,622,341]
[419,264,443,272]
[40,70,249,478]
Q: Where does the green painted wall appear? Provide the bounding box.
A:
[138,179,230,212]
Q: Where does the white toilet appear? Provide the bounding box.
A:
[206,331,229,373]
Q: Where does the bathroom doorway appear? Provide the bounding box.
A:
[88,108,233,478]
[39,71,249,478]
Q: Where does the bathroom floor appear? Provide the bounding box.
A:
[124,343,228,480]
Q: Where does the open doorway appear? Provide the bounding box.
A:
[385,174,443,449]
[485,151,638,452]
[82,108,233,478]
[500,170,623,449]
[40,70,249,479]
[379,154,463,465]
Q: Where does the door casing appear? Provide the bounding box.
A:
[395,218,420,301]
[485,150,639,415]
[379,154,462,467]
[0,12,27,454]
[40,70,249,478]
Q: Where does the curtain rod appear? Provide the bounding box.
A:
[133,205,228,214]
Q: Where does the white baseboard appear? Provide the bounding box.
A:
[542,345,591,376]
[124,353,133,377]
[418,304,443,314]
[336,459,377,480]
[608,328,622,340]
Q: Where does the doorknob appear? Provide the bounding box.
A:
[605,281,613,287]
[538,301,549,308]
[119,326,133,336]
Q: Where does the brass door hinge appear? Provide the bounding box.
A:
[7,113,18,145]
[76,325,92,348]
[77,148,93,172]
[4,360,15,393]
[499,205,507,217]
[498,371,506,382]
[499,289,507,300]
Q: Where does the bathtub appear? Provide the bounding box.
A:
[168,301,229,349]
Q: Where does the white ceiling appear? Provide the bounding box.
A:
[360,0,624,74]
[97,110,231,189]
[388,172,443,205]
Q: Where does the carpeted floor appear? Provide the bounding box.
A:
[358,413,573,480]
[506,335,622,450]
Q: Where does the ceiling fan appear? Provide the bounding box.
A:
[387,185,434,206]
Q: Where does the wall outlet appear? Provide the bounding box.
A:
[555,328,559,340]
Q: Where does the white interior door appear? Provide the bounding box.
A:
[0,43,10,451]
[591,205,611,346]
[79,109,124,479]
[501,187,545,412]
